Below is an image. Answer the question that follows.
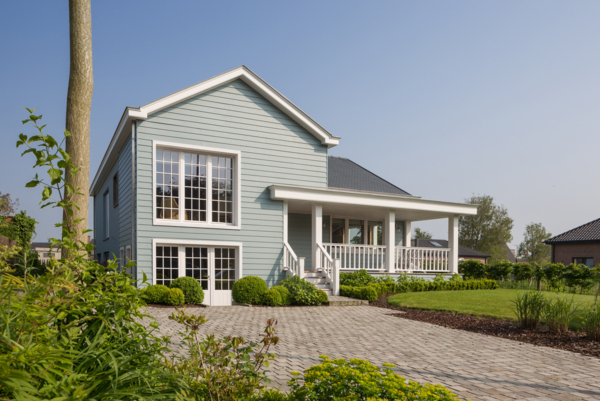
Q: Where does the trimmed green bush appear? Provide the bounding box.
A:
[262,288,283,306]
[271,285,292,306]
[142,284,170,304]
[316,290,329,305]
[340,285,378,301]
[458,260,488,279]
[165,288,185,306]
[340,269,376,287]
[280,275,322,306]
[232,276,268,304]
[170,276,204,305]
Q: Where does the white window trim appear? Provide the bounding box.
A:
[103,190,110,240]
[151,238,243,285]
[119,247,125,268]
[152,140,242,230]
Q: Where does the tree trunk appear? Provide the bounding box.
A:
[537,279,542,291]
[64,0,93,252]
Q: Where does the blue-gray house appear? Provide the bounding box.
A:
[90,66,477,305]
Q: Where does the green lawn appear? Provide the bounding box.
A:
[387,290,597,326]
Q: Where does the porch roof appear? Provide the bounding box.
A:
[269,185,478,222]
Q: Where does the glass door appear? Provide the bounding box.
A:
[185,247,210,305]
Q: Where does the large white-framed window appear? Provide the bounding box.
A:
[152,141,241,229]
[103,190,110,240]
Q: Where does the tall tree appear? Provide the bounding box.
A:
[64,0,93,247]
[0,192,19,216]
[518,223,552,264]
[459,195,513,262]
[413,227,433,240]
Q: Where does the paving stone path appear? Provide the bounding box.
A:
[146,305,600,400]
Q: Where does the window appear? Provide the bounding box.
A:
[185,247,209,289]
[97,253,101,262]
[113,173,119,207]
[331,218,345,244]
[154,143,240,228]
[156,246,179,286]
[126,245,131,262]
[215,247,236,290]
[103,252,109,267]
[103,190,109,239]
[120,247,124,268]
[574,257,594,267]
[430,241,443,247]
[349,220,363,244]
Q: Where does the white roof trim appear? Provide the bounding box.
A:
[269,185,479,216]
[90,66,340,196]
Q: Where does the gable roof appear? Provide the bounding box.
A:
[545,218,600,244]
[504,243,517,263]
[328,156,412,196]
[91,66,340,196]
[413,239,492,258]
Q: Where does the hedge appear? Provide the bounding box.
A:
[340,285,378,301]
[232,276,267,304]
[170,277,204,305]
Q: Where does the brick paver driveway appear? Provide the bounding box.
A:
[147,305,600,400]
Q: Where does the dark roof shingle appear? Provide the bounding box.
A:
[545,218,600,244]
[412,239,492,258]
[328,156,411,196]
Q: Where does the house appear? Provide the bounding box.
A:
[545,217,600,267]
[31,242,61,263]
[412,239,491,264]
[504,243,517,263]
[90,66,478,306]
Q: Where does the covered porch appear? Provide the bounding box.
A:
[270,185,478,295]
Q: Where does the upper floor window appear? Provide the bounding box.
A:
[113,172,119,207]
[103,190,109,239]
[154,142,240,228]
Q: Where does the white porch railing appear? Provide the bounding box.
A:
[283,242,299,276]
[395,246,449,273]
[317,243,334,279]
[323,243,387,271]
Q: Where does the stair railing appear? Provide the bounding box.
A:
[283,242,299,277]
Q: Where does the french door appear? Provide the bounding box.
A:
[155,245,237,306]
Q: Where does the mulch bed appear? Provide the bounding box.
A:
[145,303,208,308]
[370,295,600,358]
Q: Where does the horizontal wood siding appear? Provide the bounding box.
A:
[136,79,328,286]
[118,136,133,251]
[93,161,121,262]
[287,213,330,270]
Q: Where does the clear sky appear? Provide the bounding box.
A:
[1,1,599,251]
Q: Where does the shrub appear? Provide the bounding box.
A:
[512,291,547,330]
[563,264,595,294]
[544,295,578,333]
[262,288,283,306]
[581,304,600,341]
[458,259,488,279]
[289,356,461,401]
[143,284,171,304]
[316,290,329,305]
[170,276,204,305]
[165,288,185,306]
[253,388,291,401]
[449,273,463,282]
[339,269,376,287]
[271,285,292,306]
[280,275,322,306]
[487,260,513,281]
[340,285,377,301]
[513,263,534,282]
[543,263,566,290]
[232,276,268,304]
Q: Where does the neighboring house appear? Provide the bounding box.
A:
[412,239,491,264]
[504,243,517,263]
[545,217,600,267]
[90,66,478,305]
[31,242,61,263]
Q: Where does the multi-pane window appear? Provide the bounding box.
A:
[215,248,236,290]
[113,173,119,207]
[155,246,179,286]
[156,150,180,220]
[156,148,235,225]
[103,190,110,239]
[185,247,209,290]
[574,257,594,267]
[212,157,233,223]
[184,153,207,221]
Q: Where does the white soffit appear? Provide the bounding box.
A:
[90,66,340,195]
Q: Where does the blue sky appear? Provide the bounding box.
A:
[1,1,599,251]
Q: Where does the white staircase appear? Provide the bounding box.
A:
[304,270,333,295]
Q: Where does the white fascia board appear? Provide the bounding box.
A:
[139,66,339,147]
[269,185,479,216]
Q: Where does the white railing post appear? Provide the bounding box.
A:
[333,259,340,296]
[385,210,395,273]
[298,257,305,280]
[448,215,459,274]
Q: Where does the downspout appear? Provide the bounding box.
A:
[131,121,137,283]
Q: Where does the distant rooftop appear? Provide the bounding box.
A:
[328,156,411,196]
[545,218,600,244]
[413,239,492,258]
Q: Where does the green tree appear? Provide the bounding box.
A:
[459,195,513,263]
[0,192,19,216]
[0,210,37,248]
[413,227,433,240]
[518,222,551,264]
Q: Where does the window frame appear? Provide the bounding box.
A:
[113,172,119,208]
[573,257,594,267]
[151,239,243,286]
[103,190,110,240]
[152,141,242,229]
[119,247,125,269]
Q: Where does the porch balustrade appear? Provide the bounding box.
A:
[283,242,299,276]
[323,243,387,271]
[395,246,449,273]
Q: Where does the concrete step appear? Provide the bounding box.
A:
[305,277,331,284]
[314,284,332,290]
[304,272,327,278]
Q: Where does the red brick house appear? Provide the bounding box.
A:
[545,217,600,267]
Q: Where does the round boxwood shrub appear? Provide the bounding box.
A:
[271,285,291,306]
[232,276,267,304]
[170,276,204,304]
[165,288,185,306]
[317,289,329,305]
[142,284,170,304]
[262,288,283,306]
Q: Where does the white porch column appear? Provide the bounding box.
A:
[404,221,411,247]
[385,210,395,273]
[311,203,323,271]
[448,214,459,274]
